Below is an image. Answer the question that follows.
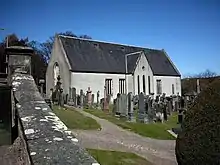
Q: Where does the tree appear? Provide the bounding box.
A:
[79,34,92,39]
[176,80,220,165]
[0,34,47,84]
[40,31,92,63]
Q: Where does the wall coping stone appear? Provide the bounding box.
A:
[12,73,99,165]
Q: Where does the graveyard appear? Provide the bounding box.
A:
[85,108,178,140]
[0,31,217,165]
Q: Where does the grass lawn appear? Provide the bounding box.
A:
[53,106,101,130]
[87,148,153,165]
[85,109,178,140]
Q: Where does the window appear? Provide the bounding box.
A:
[119,79,125,94]
[148,76,151,94]
[105,79,112,95]
[172,84,175,95]
[156,79,162,95]
[142,75,146,93]
[137,75,140,94]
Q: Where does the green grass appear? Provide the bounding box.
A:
[85,108,178,140]
[53,106,101,130]
[87,149,153,165]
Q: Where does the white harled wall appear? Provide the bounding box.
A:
[153,76,182,96]
[71,72,133,102]
[133,52,154,95]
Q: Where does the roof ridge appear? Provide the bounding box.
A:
[58,35,162,51]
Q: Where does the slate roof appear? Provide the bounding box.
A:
[59,35,180,76]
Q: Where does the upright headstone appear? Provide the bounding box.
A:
[97,91,100,105]
[103,86,109,111]
[146,96,154,123]
[72,87,77,106]
[86,87,92,106]
[112,98,117,115]
[163,100,168,121]
[138,93,145,123]
[91,94,94,106]
[167,97,172,116]
[80,89,84,108]
[128,92,135,122]
[115,93,121,116]
[58,88,65,108]
[120,94,128,118]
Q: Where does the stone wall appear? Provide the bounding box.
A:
[12,73,99,165]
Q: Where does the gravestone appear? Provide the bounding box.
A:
[72,87,77,106]
[163,100,168,121]
[112,99,117,115]
[146,96,154,123]
[119,94,127,118]
[106,94,111,104]
[86,87,92,106]
[80,89,84,108]
[127,92,135,122]
[138,93,145,123]
[100,98,104,110]
[103,86,109,111]
[97,91,100,105]
[115,93,121,116]
[167,97,172,116]
[91,94,94,106]
[65,94,68,104]
[58,88,65,108]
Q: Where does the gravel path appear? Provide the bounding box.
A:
[70,108,177,165]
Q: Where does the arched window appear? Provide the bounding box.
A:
[137,75,140,94]
[53,62,60,86]
[142,75,146,93]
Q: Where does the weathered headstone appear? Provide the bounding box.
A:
[91,94,94,106]
[127,92,135,122]
[97,91,100,104]
[112,98,117,115]
[119,94,127,117]
[86,87,92,106]
[72,87,77,106]
[138,93,145,123]
[163,101,168,121]
[115,93,121,116]
[103,86,109,111]
[146,96,154,123]
[100,98,104,110]
[58,88,65,108]
[80,89,84,108]
[167,97,172,116]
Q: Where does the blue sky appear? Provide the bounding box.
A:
[1,0,220,76]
